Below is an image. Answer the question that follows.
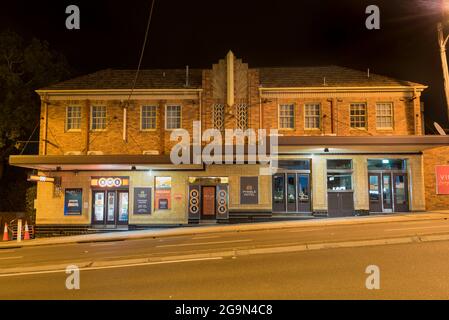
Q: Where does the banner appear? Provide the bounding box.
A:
[240,177,259,205]
[436,165,449,195]
[155,177,172,210]
[134,187,152,215]
[64,188,83,215]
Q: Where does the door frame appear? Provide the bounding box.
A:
[272,171,312,214]
[91,189,129,227]
[367,171,409,213]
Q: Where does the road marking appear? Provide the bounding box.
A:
[0,250,16,254]
[191,235,221,240]
[287,228,327,233]
[0,257,223,278]
[0,256,23,260]
[156,239,252,248]
[385,225,449,232]
[90,242,118,247]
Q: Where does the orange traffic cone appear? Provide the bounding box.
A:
[24,222,30,240]
[2,223,9,241]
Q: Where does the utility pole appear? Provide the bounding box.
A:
[437,22,449,123]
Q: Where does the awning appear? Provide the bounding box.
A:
[277,135,449,154]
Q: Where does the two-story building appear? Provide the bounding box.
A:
[9,52,449,234]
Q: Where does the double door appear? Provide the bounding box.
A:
[369,172,408,213]
[92,190,129,227]
[272,173,311,213]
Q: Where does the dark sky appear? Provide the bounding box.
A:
[1,0,448,130]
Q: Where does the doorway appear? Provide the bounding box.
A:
[201,186,216,220]
[368,172,408,213]
[92,190,129,227]
[272,172,311,213]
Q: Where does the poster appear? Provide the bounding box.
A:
[134,187,152,214]
[240,177,259,205]
[155,177,171,210]
[64,188,83,215]
[436,165,449,195]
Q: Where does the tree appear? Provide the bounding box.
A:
[0,30,71,211]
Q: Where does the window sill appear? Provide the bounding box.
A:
[65,129,82,133]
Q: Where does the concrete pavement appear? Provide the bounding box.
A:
[1,211,449,249]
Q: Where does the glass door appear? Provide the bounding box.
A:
[272,174,286,212]
[369,173,382,213]
[382,173,393,212]
[117,191,129,225]
[106,191,116,225]
[286,174,297,212]
[297,174,311,213]
[92,191,106,225]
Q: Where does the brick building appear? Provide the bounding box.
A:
[9,51,449,233]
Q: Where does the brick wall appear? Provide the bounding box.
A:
[423,146,449,211]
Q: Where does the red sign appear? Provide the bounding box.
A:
[436,166,449,195]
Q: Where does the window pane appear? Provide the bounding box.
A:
[166,105,181,129]
[305,103,320,129]
[327,159,352,170]
[67,106,81,130]
[350,103,367,128]
[279,104,294,129]
[278,160,310,170]
[91,106,106,130]
[367,159,406,170]
[141,106,157,130]
[327,174,353,191]
[376,103,393,128]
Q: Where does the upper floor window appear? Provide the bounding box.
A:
[91,105,107,131]
[166,105,181,129]
[304,103,321,129]
[66,106,81,131]
[350,103,367,129]
[376,103,393,129]
[279,104,295,129]
[141,105,157,130]
[213,103,225,131]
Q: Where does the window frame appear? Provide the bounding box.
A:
[165,104,182,130]
[278,103,296,130]
[304,103,321,130]
[65,105,82,132]
[90,105,107,131]
[375,102,394,130]
[140,105,158,131]
[349,102,368,129]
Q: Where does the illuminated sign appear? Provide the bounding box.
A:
[436,166,449,195]
[28,175,55,183]
[91,177,129,188]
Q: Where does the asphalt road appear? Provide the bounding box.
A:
[1,217,449,299]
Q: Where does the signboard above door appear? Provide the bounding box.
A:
[91,177,129,188]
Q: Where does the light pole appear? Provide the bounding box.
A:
[438,1,449,122]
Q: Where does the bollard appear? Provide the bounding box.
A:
[17,219,22,242]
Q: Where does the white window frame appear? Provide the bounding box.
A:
[278,104,295,130]
[65,105,81,132]
[165,105,182,130]
[350,103,367,129]
[304,103,321,130]
[376,102,394,129]
[90,105,107,131]
[140,105,157,131]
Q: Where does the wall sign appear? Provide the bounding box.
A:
[64,188,83,215]
[133,187,152,215]
[240,177,259,205]
[436,166,449,195]
[155,177,172,210]
[91,177,129,188]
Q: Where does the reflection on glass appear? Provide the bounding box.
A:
[369,175,380,201]
[395,175,406,204]
[327,174,352,191]
[327,159,352,170]
[273,175,285,203]
[107,192,115,222]
[298,175,309,201]
[287,174,296,204]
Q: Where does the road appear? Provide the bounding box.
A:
[1,217,449,299]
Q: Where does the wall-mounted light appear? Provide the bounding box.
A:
[324,148,330,153]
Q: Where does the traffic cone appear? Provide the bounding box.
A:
[2,223,9,241]
[24,222,30,240]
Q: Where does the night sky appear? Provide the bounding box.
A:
[1,0,448,129]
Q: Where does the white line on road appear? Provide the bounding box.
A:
[0,257,223,278]
[287,228,327,233]
[156,239,252,248]
[191,235,221,240]
[0,256,22,260]
[0,250,16,254]
[385,225,449,232]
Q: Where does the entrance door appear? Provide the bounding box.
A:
[297,174,311,212]
[272,174,286,212]
[393,173,409,212]
[328,192,354,217]
[369,173,382,213]
[92,190,128,226]
[201,186,216,219]
[286,174,297,212]
[382,174,393,212]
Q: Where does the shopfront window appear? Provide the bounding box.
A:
[327,159,352,170]
[278,160,310,171]
[327,174,353,191]
[367,159,406,171]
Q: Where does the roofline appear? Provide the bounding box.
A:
[259,86,427,92]
[36,88,204,95]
